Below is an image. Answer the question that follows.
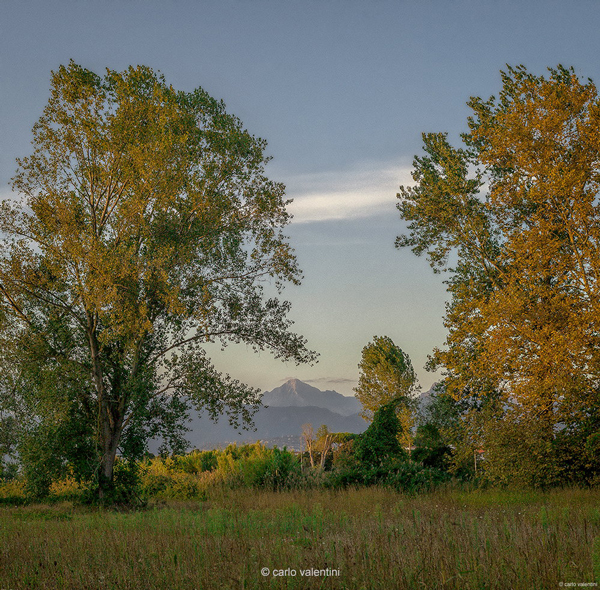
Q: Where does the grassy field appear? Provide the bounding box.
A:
[1,486,599,589]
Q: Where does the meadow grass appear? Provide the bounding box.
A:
[0,486,599,589]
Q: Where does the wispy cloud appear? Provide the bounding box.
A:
[281,376,356,385]
[0,162,418,226]
[304,377,357,386]
[284,162,414,224]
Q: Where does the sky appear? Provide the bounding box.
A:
[2,0,600,396]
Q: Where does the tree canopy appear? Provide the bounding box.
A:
[353,335,417,421]
[397,65,600,485]
[0,62,316,498]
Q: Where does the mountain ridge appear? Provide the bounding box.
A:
[149,379,367,452]
[261,378,362,416]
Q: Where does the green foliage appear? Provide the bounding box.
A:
[0,61,316,499]
[586,432,600,456]
[327,458,450,494]
[354,336,417,420]
[480,409,560,488]
[414,384,473,476]
[106,460,146,506]
[481,406,600,488]
[233,445,302,490]
[315,424,330,441]
[0,479,27,505]
[0,462,18,482]
[137,443,305,499]
[331,432,357,445]
[81,459,146,507]
[139,454,209,500]
[353,400,407,467]
[0,414,17,459]
[19,403,96,499]
[327,397,451,493]
[176,450,218,474]
[384,462,451,493]
[412,423,452,471]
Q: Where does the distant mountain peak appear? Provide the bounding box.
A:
[150,378,366,452]
[262,379,361,417]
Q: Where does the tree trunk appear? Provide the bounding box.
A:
[88,323,124,500]
[96,396,122,497]
[318,434,332,469]
[98,416,122,499]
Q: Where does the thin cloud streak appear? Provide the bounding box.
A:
[1,163,417,226]
[281,376,357,388]
[304,377,357,386]
[284,163,414,224]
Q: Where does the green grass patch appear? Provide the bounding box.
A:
[0,486,598,589]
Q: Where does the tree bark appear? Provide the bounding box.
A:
[87,319,123,499]
[99,405,124,499]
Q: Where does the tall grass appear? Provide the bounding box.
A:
[1,486,598,589]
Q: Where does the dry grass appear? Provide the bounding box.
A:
[1,486,599,589]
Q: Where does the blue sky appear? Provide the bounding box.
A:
[2,0,600,395]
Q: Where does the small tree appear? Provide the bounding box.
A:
[301,423,316,468]
[315,424,334,469]
[353,336,417,421]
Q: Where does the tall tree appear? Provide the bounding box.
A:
[0,62,316,497]
[353,335,417,421]
[397,65,600,485]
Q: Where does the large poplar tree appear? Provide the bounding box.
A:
[0,62,316,497]
[397,65,600,485]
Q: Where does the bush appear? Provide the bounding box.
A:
[141,473,172,497]
[384,461,451,493]
[138,444,307,498]
[0,478,26,504]
[176,450,218,474]
[326,458,450,493]
[227,445,302,491]
[412,445,452,471]
[353,401,407,466]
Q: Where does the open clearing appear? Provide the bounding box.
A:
[1,486,599,589]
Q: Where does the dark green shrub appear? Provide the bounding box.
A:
[412,445,452,470]
[326,458,450,493]
[384,461,451,493]
[141,473,172,496]
[353,400,407,466]
[413,424,452,470]
[19,410,96,499]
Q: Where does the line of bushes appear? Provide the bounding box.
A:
[0,415,455,506]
